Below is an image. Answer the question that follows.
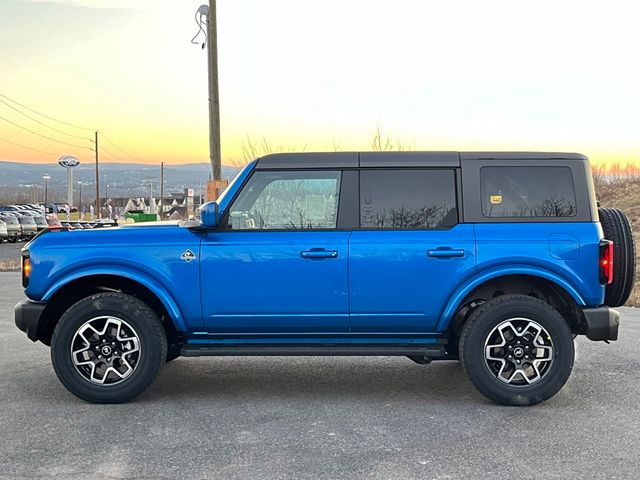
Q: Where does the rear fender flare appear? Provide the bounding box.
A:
[437,264,586,331]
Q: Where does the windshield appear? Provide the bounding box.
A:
[19,216,36,225]
[3,216,18,225]
[34,216,47,225]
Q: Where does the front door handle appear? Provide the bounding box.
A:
[427,248,465,259]
[301,249,339,259]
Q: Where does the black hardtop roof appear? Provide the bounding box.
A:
[255,151,588,169]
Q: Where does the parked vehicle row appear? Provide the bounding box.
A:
[49,218,119,230]
[0,203,119,242]
[0,203,45,217]
[0,204,44,243]
[0,214,32,242]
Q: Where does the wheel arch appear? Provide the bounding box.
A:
[38,272,185,346]
[439,267,587,335]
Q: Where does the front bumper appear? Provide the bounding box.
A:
[15,299,46,342]
[582,306,620,341]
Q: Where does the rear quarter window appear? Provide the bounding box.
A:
[480,166,577,218]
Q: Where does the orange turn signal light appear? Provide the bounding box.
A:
[23,257,31,278]
[22,254,31,287]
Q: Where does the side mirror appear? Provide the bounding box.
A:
[200,201,220,228]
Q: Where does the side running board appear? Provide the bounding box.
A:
[181,344,447,357]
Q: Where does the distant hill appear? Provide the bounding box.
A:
[0,161,241,199]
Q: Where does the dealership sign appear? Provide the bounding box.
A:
[58,156,80,168]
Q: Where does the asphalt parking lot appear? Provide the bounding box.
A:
[1,271,640,480]
[0,240,23,263]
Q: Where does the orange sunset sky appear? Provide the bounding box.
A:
[0,0,638,167]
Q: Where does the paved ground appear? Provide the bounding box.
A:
[0,241,24,263]
[1,271,639,479]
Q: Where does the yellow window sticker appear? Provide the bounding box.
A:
[490,195,503,205]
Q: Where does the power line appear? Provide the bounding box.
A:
[0,114,91,150]
[0,135,57,156]
[99,132,143,162]
[0,91,94,131]
[0,97,91,141]
[100,145,127,162]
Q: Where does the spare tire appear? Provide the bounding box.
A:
[598,207,636,307]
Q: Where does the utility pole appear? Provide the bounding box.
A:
[206,0,222,180]
[160,162,164,220]
[94,130,101,219]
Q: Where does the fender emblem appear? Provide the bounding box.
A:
[181,249,196,262]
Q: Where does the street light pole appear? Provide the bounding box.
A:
[94,130,101,219]
[43,174,50,206]
[160,162,164,219]
[78,181,83,216]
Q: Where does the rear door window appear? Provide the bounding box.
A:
[481,166,576,218]
[359,169,458,229]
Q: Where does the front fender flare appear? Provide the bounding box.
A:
[41,265,187,332]
[437,264,587,331]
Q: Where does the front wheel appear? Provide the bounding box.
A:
[459,294,574,406]
[51,292,167,403]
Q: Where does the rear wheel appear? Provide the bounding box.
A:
[598,207,636,307]
[459,294,574,406]
[51,292,167,403]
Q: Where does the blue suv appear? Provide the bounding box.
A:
[15,152,636,405]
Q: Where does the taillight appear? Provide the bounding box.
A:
[599,239,613,285]
[22,251,31,288]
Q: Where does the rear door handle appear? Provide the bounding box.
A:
[427,248,465,259]
[301,249,339,259]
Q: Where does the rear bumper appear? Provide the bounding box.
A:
[15,299,46,342]
[582,306,620,341]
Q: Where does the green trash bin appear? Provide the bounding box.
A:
[124,211,158,223]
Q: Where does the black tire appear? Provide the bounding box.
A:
[459,294,574,406]
[9,237,17,243]
[51,292,167,404]
[598,207,636,307]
